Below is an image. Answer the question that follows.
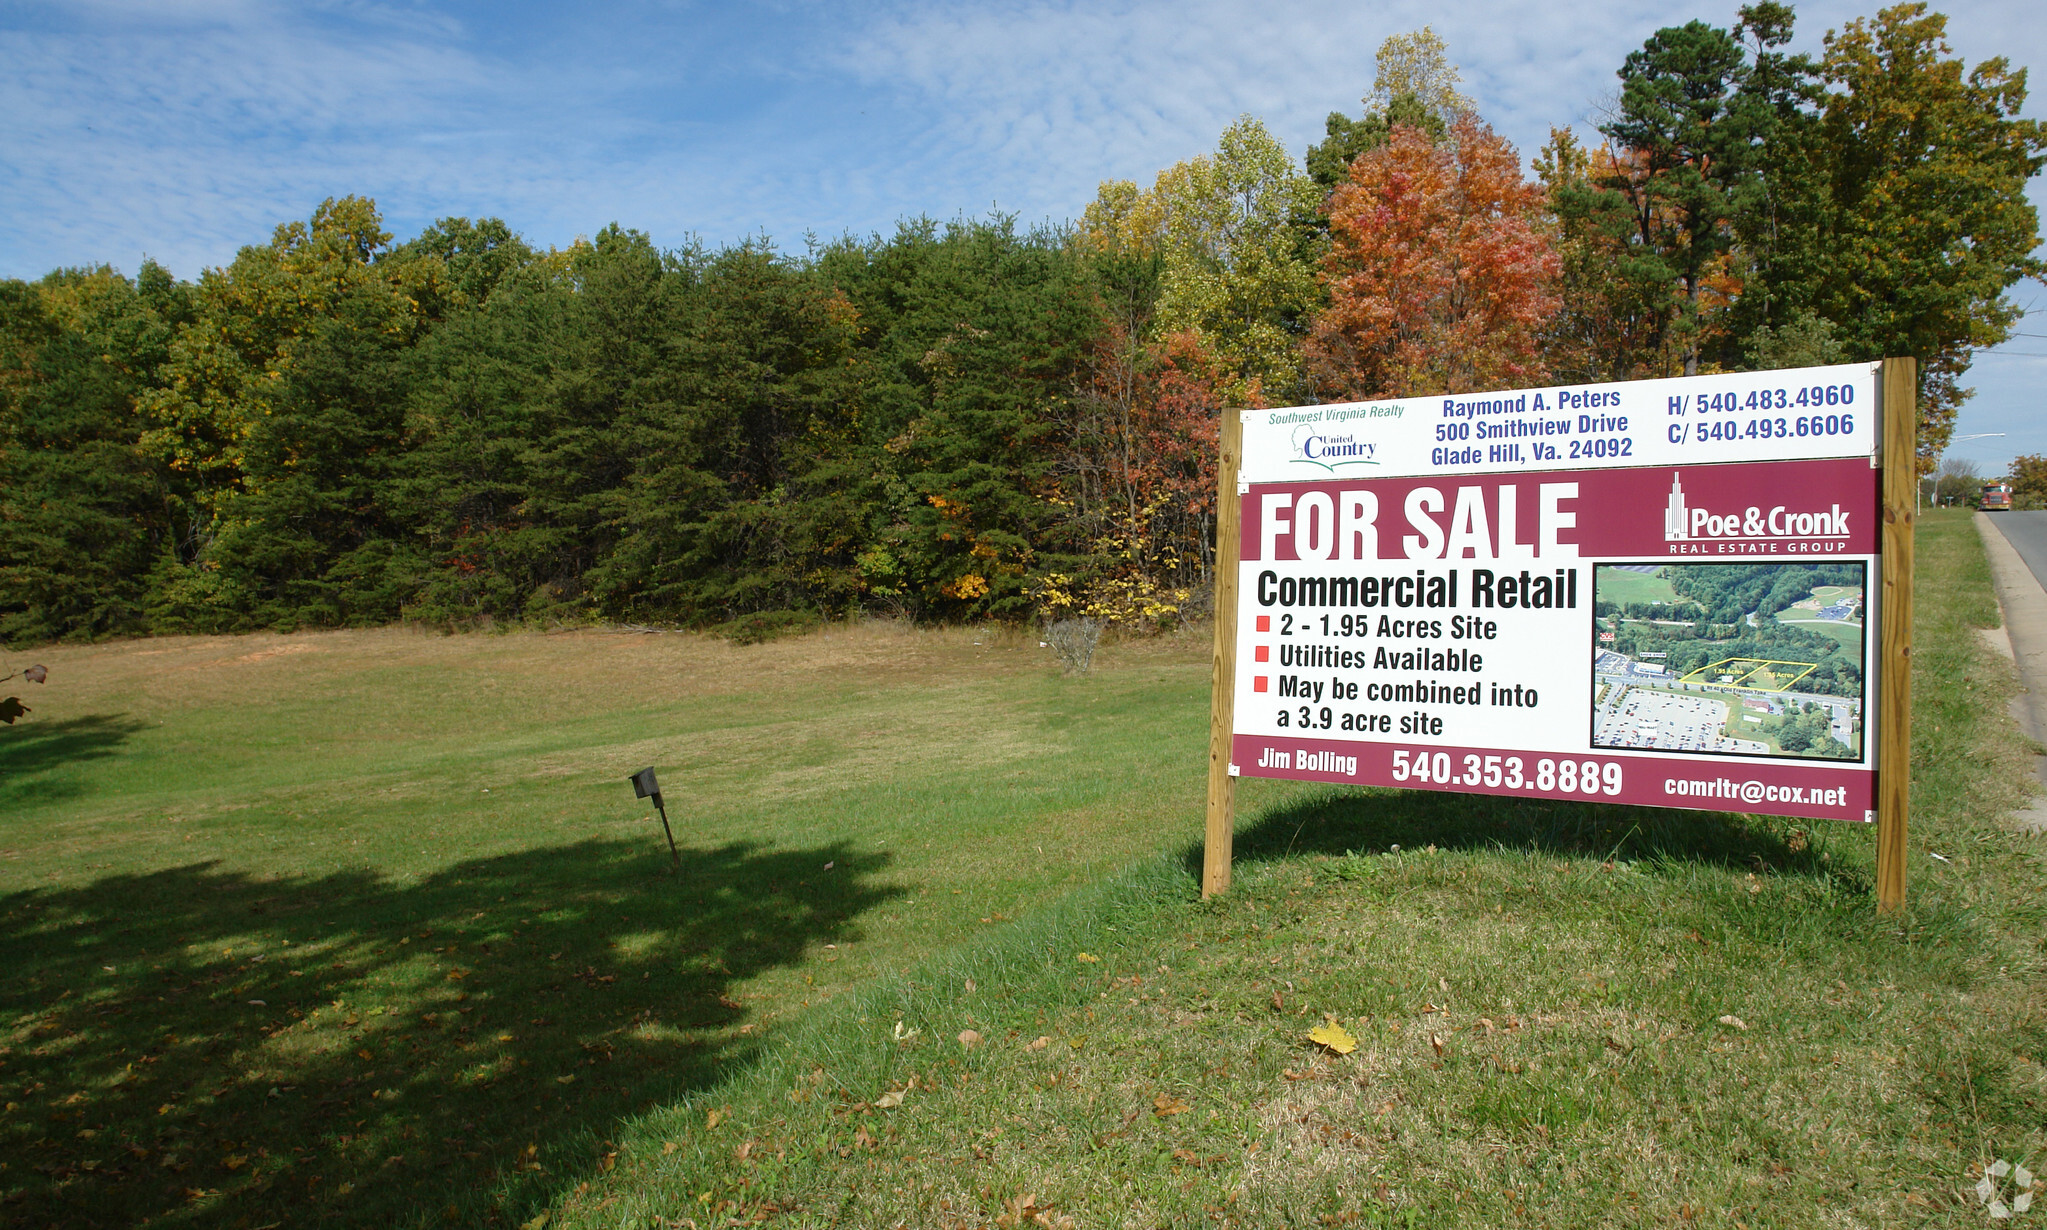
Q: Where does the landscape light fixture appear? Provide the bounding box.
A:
[628,766,681,871]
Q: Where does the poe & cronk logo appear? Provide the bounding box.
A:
[1661,471,1850,545]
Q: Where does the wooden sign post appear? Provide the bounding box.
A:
[1204,360,1913,913]
[1876,357,1915,914]
[1204,408,1244,899]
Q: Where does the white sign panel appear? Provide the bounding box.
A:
[1239,362,1879,485]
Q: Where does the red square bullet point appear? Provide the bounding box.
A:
[1256,615,1271,632]
[1253,676,1269,692]
[1254,645,1269,662]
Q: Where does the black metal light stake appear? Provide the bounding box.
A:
[629,767,681,871]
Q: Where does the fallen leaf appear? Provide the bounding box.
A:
[705,1109,723,1129]
[964,978,976,993]
[555,1075,575,1084]
[1307,1020,1356,1055]
[521,1213,549,1230]
[356,1049,373,1061]
[662,1141,677,1155]
[892,1021,920,1041]
[1025,1036,1050,1052]
[1477,1017,1495,1036]
[1429,1032,1444,1057]
[1153,1093,1190,1117]
[822,861,834,871]
[957,1029,982,1050]
[1270,990,1284,1013]
[1717,1015,1748,1031]
[1075,953,1100,964]
[874,1089,906,1109]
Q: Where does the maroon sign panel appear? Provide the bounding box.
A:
[1228,457,1879,825]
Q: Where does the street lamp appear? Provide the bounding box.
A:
[1921,432,2004,512]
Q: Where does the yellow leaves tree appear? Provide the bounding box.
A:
[1081,117,1323,405]
[138,197,435,516]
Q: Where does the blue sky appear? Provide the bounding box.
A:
[2,0,2041,470]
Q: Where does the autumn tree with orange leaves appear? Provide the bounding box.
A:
[1308,116,1561,401]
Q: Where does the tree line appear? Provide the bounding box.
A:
[2,3,2039,645]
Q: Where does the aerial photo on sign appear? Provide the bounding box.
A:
[1591,562,1864,762]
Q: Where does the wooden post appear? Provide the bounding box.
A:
[1877,357,1916,914]
[1204,410,1245,898]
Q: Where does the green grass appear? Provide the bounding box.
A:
[1771,612,1866,650]
[568,511,2045,1227]
[0,623,1227,1227]
[4,511,2044,1228]
[1593,565,1679,606]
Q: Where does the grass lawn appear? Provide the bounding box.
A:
[1592,566,1679,607]
[1771,612,1865,651]
[0,622,1240,1226]
[5,510,2045,1228]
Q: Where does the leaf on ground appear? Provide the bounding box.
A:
[521,1213,550,1230]
[1307,1020,1356,1055]
[874,1090,905,1109]
[1025,1036,1050,1052]
[661,1141,677,1155]
[958,1029,982,1050]
[964,978,976,993]
[1075,952,1099,963]
[705,1108,723,1129]
[1717,1015,1748,1031]
[1153,1094,1190,1117]
[1429,1032,1445,1057]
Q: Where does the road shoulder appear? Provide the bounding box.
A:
[1972,512,2047,832]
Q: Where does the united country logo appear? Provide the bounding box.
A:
[1289,425,1378,472]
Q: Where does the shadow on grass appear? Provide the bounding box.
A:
[1215,786,1862,892]
[0,837,901,1228]
[0,714,145,808]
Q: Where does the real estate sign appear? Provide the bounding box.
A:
[1223,362,1889,826]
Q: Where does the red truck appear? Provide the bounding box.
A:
[1981,482,2014,511]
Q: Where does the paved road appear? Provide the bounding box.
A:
[1977,513,2047,829]
[1983,511,2047,591]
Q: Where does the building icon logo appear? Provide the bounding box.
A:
[1664,472,1689,541]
